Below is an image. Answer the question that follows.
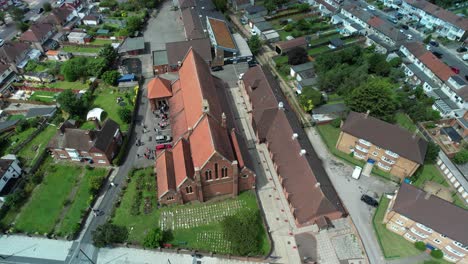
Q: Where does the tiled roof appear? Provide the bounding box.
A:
[402,42,428,58]
[0,63,9,73]
[0,42,30,63]
[181,8,205,40]
[207,17,236,50]
[156,151,176,197]
[172,139,194,187]
[94,119,119,153]
[168,80,188,140]
[275,37,308,52]
[50,5,74,24]
[165,38,212,66]
[393,183,468,245]
[20,23,54,42]
[179,0,195,9]
[147,77,172,99]
[405,0,468,30]
[418,52,455,82]
[342,111,428,164]
[367,16,406,42]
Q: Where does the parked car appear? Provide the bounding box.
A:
[238,73,244,79]
[361,194,379,207]
[36,8,44,14]
[248,60,258,68]
[429,41,439,47]
[457,46,467,53]
[406,34,413,40]
[400,24,409,30]
[155,135,172,144]
[211,66,223,72]
[432,51,443,58]
[156,143,172,150]
[388,17,398,24]
[352,166,362,180]
[368,5,376,10]
[450,66,460,74]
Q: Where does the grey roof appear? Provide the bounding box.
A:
[250,17,265,23]
[405,63,438,89]
[299,78,316,87]
[342,111,428,164]
[291,62,314,73]
[393,183,468,245]
[298,69,315,80]
[457,117,468,129]
[254,21,273,31]
[166,38,212,66]
[245,5,266,14]
[350,22,364,31]
[94,119,119,152]
[118,37,145,53]
[451,75,466,86]
[312,103,347,115]
[0,120,19,132]
[329,38,344,47]
[181,7,206,39]
[366,34,396,51]
[153,50,168,66]
[25,107,57,119]
[432,88,460,110]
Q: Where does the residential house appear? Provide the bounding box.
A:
[155,48,256,205]
[366,16,406,48]
[241,65,346,228]
[153,50,169,74]
[64,0,83,12]
[44,5,77,27]
[82,15,102,26]
[0,155,22,194]
[206,17,238,61]
[165,38,212,71]
[262,30,280,43]
[19,23,58,52]
[384,183,468,263]
[0,120,19,134]
[247,15,265,29]
[147,76,172,110]
[275,36,308,54]
[0,63,18,98]
[118,37,145,55]
[47,119,122,165]
[309,0,341,16]
[290,62,315,94]
[251,21,273,36]
[67,32,90,44]
[244,5,267,17]
[231,0,252,11]
[336,111,428,178]
[0,42,31,73]
[400,0,468,41]
[341,3,372,30]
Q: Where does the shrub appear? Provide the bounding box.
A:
[92,223,128,247]
[143,228,163,248]
[287,47,308,65]
[330,118,342,128]
[430,249,443,259]
[414,241,426,251]
[453,149,468,164]
[118,108,132,124]
[89,175,106,194]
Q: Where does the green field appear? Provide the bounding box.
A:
[307,45,331,56]
[373,197,422,259]
[62,46,103,54]
[15,164,82,234]
[17,125,57,167]
[90,39,116,46]
[47,81,89,90]
[7,114,25,121]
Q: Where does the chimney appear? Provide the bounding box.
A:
[278,101,284,110]
[365,110,370,119]
[292,133,298,140]
[177,61,182,67]
[202,99,209,113]
[221,112,226,128]
[315,182,321,188]
[299,149,306,156]
[93,118,101,130]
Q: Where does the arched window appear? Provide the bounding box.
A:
[221,167,228,178]
[186,185,193,194]
[205,170,212,180]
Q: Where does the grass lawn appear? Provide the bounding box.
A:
[7,114,25,121]
[307,45,331,57]
[29,91,59,103]
[273,55,288,66]
[373,197,422,259]
[309,32,341,46]
[47,81,89,90]
[412,164,448,188]
[395,112,416,132]
[17,125,57,167]
[15,164,82,234]
[57,168,108,237]
[1,127,35,154]
[90,39,116,45]
[62,46,103,54]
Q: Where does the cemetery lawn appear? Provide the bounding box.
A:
[112,169,269,255]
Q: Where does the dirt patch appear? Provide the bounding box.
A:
[423,181,453,202]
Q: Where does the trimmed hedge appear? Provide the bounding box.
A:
[430,249,443,259]
[414,241,426,251]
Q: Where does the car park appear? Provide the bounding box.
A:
[156,143,172,150]
[155,135,172,144]
[361,194,379,207]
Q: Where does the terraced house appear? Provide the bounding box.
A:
[154,49,255,205]
[384,183,468,263]
[336,111,428,178]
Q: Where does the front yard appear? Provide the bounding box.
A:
[112,168,270,255]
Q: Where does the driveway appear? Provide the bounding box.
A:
[304,127,398,264]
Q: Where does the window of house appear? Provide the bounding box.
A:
[94,153,103,157]
[59,154,67,159]
[433,239,441,244]
[372,151,378,156]
[186,186,193,194]
[167,196,174,201]
[440,234,447,238]
[221,167,228,178]
[205,170,212,181]
[214,163,218,179]
[242,174,248,178]
[98,160,106,164]
[396,219,405,226]
[391,225,399,231]
[1,177,7,182]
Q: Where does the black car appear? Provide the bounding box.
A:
[429,41,439,47]
[248,60,258,68]
[211,66,223,72]
[361,194,379,207]
[457,46,467,53]
[400,24,409,30]
[432,51,443,58]
[36,8,44,14]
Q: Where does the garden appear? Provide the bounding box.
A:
[16,125,57,167]
[111,168,270,256]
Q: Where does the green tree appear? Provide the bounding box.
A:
[126,16,142,35]
[99,44,118,66]
[345,78,397,122]
[99,0,118,8]
[0,11,6,24]
[61,57,88,81]
[57,89,87,117]
[453,149,468,164]
[264,0,276,13]
[298,86,322,112]
[414,241,426,251]
[86,58,107,77]
[92,223,128,247]
[118,108,132,123]
[287,47,308,65]
[221,210,262,256]
[423,34,432,44]
[17,22,29,32]
[89,174,105,194]
[425,141,440,164]
[102,70,121,86]
[43,2,52,12]
[295,19,310,31]
[213,0,227,12]
[4,189,27,208]
[10,7,24,21]
[388,57,402,68]
[368,53,390,76]
[295,3,310,12]
[430,249,443,259]
[15,119,29,132]
[247,35,262,56]
[143,228,164,248]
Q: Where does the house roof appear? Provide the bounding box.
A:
[367,16,406,42]
[0,120,19,132]
[166,38,212,66]
[254,21,273,31]
[207,17,236,50]
[418,52,455,82]
[0,42,30,63]
[83,15,99,21]
[402,42,428,58]
[329,38,344,47]
[118,37,145,53]
[147,76,172,99]
[179,0,195,9]
[156,151,176,197]
[153,50,168,66]
[342,3,372,22]
[25,107,56,119]
[393,183,468,245]
[93,119,119,153]
[181,8,205,40]
[275,37,308,52]
[291,62,314,73]
[20,23,54,42]
[49,5,74,24]
[405,0,468,30]
[341,111,428,164]
[245,5,266,14]
[172,139,194,187]
[0,63,9,74]
[0,158,14,177]
[243,65,346,225]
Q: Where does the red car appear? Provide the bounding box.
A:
[450,66,460,74]
[156,143,172,150]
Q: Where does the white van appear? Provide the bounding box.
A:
[352,166,362,180]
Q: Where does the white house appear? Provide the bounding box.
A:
[82,15,101,26]
[0,154,22,194]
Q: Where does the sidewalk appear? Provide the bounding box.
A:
[0,235,73,262]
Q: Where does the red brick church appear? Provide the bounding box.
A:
[152,49,256,205]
